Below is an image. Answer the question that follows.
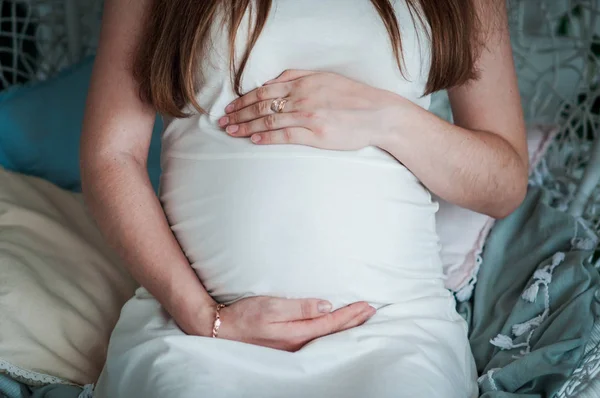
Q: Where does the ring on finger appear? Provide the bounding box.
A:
[270,97,288,113]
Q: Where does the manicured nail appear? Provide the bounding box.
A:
[218,116,229,127]
[251,134,261,143]
[318,301,332,313]
[226,125,239,134]
[225,104,235,113]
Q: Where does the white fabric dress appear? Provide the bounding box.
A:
[94,1,478,397]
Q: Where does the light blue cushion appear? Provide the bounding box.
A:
[0,56,163,192]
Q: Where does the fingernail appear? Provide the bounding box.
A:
[226,125,239,134]
[251,134,261,143]
[218,116,229,127]
[318,301,332,313]
[365,306,377,316]
[225,104,235,113]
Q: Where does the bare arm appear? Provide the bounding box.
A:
[81,0,374,345]
[80,0,216,335]
[373,0,528,218]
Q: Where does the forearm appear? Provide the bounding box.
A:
[81,154,216,329]
[372,98,528,218]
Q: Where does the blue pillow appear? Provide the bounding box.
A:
[0,56,163,192]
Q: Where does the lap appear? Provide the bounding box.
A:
[94,288,478,398]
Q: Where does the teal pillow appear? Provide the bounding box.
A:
[0,56,163,192]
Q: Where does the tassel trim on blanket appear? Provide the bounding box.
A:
[489,252,565,357]
[78,383,95,398]
[477,368,501,391]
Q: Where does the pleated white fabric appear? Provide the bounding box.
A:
[94,1,478,396]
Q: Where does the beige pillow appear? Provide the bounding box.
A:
[0,168,137,386]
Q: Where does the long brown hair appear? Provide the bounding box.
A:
[134,0,483,118]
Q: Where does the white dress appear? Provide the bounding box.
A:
[94,1,478,397]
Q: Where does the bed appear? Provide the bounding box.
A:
[0,0,599,397]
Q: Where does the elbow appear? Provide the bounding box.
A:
[486,171,528,219]
[79,147,121,199]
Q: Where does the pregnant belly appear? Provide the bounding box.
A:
[160,155,444,308]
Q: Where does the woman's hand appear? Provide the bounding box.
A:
[178,296,376,352]
[219,70,402,150]
[220,67,528,217]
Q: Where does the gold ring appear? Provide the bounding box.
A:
[270,98,288,113]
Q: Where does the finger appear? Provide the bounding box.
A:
[268,298,333,322]
[335,307,376,332]
[265,69,316,85]
[221,98,298,126]
[225,83,290,114]
[250,127,313,146]
[314,302,375,336]
[226,113,307,137]
[291,302,375,339]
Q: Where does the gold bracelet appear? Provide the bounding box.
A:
[212,303,226,338]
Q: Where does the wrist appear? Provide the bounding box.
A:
[170,296,217,337]
[369,94,411,150]
[162,278,217,336]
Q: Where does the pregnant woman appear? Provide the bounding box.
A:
[81,0,528,397]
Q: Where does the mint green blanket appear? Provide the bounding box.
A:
[0,374,83,398]
[458,187,600,397]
